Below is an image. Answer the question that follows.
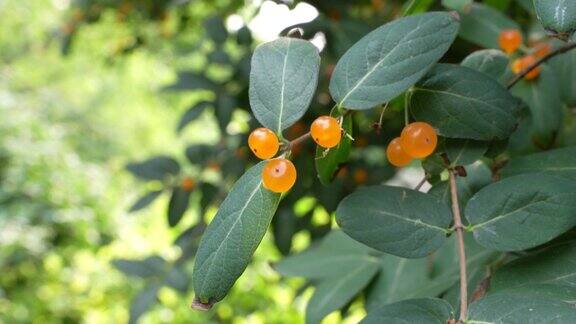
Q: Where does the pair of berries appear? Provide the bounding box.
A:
[248,116,342,193]
[386,122,438,167]
[499,29,548,81]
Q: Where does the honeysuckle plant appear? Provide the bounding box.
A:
[122,0,576,322]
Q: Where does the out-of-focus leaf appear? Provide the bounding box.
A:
[177,101,211,133]
[204,16,228,44]
[129,283,161,324]
[549,47,576,107]
[461,49,513,84]
[167,187,191,227]
[112,256,167,278]
[164,71,217,92]
[329,12,459,110]
[126,156,180,181]
[215,93,236,133]
[185,144,215,165]
[129,191,162,213]
[459,3,520,48]
[442,0,473,12]
[444,138,488,167]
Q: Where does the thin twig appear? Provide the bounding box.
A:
[449,170,468,322]
[414,176,427,191]
[289,132,311,149]
[507,42,576,89]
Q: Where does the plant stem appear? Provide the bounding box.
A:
[507,42,576,89]
[289,132,311,149]
[414,176,427,191]
[449,170,468,322]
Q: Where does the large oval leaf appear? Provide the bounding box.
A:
[466,174,576,251]
[192,162,281,307]
[329,12,460,110]
[459,3,519,48]
[362,298,454,324]
[468,292,576,323]
[335,186,452,258]
[249,37,320,133]
[410,64,519,140]
[534,0,576,35]
[549,46,576,106]
[501,146,576,179]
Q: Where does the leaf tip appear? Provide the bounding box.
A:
[448,10,460,22]
[191,296,214,311]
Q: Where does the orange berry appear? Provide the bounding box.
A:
[262,158,297,193]
[181,177,195,191]
[499,29,523,54]
[353,168,368,184]
[512,56,540,80]
[310,116,342,149]
[532,42,551,59]
[386,137,413,167]
[400,122,438,159]
[248,128,279,160]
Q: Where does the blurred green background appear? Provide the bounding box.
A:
[0,0,458,323]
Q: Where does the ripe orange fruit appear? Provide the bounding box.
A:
[511,56,540,80]
[310,116,342,149]
[499,29,523,54]
[248,128,279,160]
[386,138,413,167]
[262,159,297,193]
[181,177,195,191]
[400,122,438,159]
[532,42,551,59]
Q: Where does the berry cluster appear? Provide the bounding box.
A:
[386,122,438,167]
[248,116,342,193]
[499,28,551,81]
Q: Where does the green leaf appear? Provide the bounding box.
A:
[467,174,576,251]
[511,66,563,144]
[442,0,473,12]
[215,93,236,133]
[459,3,520,48]
[306,260,380,324]
[126,156,180,181]
[428,162,492,214]
[164,71,217,92]
[167,187,191,227]
[129,190,162,213]
[490,241,576,293]
[445,138,489,167]
[129,283,160,324]
[192,162,281,306]
[468,292,576,323]
[275,230,378,280]
[203,16,228,44]
[550,46,576,106]
[335,186,452,258]
[177,101,210,133]
[461,49,513,85]
[329,12,460,110]
[315,114,353,185]
[249,37,320,133]
[165,267,190,293]
[112,256,167,278]
[534,0,576,35]
[185,144,215,165]
[362,298,454,324]
[501,146,576,179]
[410,64,519,140]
